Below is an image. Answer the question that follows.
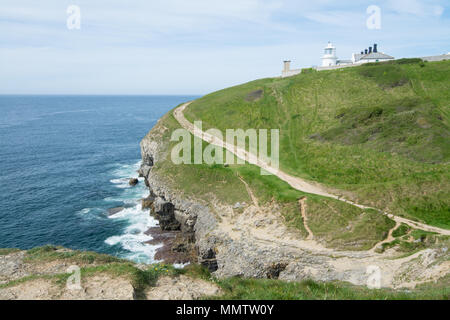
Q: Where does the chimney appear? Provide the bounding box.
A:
[283,60,291,72]
[369,46,372,53]
[365,49,368,54]
[373,44,378,53]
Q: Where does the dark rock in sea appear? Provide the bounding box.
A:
[142,194,155,210]
[129,178,139,186]
[107,207,124,216]
[107,203,134,216]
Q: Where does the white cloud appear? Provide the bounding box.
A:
[385,0,445,17]
[304,11,365,27]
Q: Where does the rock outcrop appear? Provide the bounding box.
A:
[129,178,139,186]
[145,275,221,300]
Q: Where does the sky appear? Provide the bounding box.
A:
[1,0,449,95]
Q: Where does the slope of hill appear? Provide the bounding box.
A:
[184,59,450,229]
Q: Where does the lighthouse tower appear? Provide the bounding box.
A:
[322,42,337,67]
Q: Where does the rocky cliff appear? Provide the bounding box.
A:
[139,117,219,271]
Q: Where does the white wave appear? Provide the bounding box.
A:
[105,223,162,264]
[78,208,92,214]
[104,231,162,264]
[79,160,168,265]
[104,190,161,264]
[111,161,142,178]
[76,207,105,222]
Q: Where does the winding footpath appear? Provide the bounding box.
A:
[174,102,450,236]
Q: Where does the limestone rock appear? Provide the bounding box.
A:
[145,275,220,300]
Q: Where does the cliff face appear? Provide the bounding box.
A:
[139,119,219,271]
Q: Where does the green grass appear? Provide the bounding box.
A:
[376,229,447,255]
[392,223,411,238]
[24,245,124,265]
[209,275,450,300]
[307,199,395,250]
[183,59,450,229]
[0,248,20,255]
[0,274,56,289]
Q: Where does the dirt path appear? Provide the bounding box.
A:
[370,221,401,253]
[173,102,450,236]
[299,197,314,240]
[237,174,259,209]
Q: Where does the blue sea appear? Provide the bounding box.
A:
[0,95,197,263]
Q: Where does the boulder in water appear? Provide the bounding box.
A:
[107,207,124,216]
[129,178,139,186]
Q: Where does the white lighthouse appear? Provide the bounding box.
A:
[321,42,337,67]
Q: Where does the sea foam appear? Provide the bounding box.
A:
[103,161,161,264]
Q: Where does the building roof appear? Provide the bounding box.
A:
[357,52,394,61]
[353,53,365,61]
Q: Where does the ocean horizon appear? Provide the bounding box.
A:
[0,95,198,264]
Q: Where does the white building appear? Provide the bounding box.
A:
[281,42,395,77]
[321,42,353,67]
[322,42,337,67]
[351,44,394,64]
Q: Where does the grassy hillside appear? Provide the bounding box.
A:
[184,59,450,229]
[150,111,400,250]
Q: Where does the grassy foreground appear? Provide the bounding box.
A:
[210,276,450,300]
[2,247,447,300]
